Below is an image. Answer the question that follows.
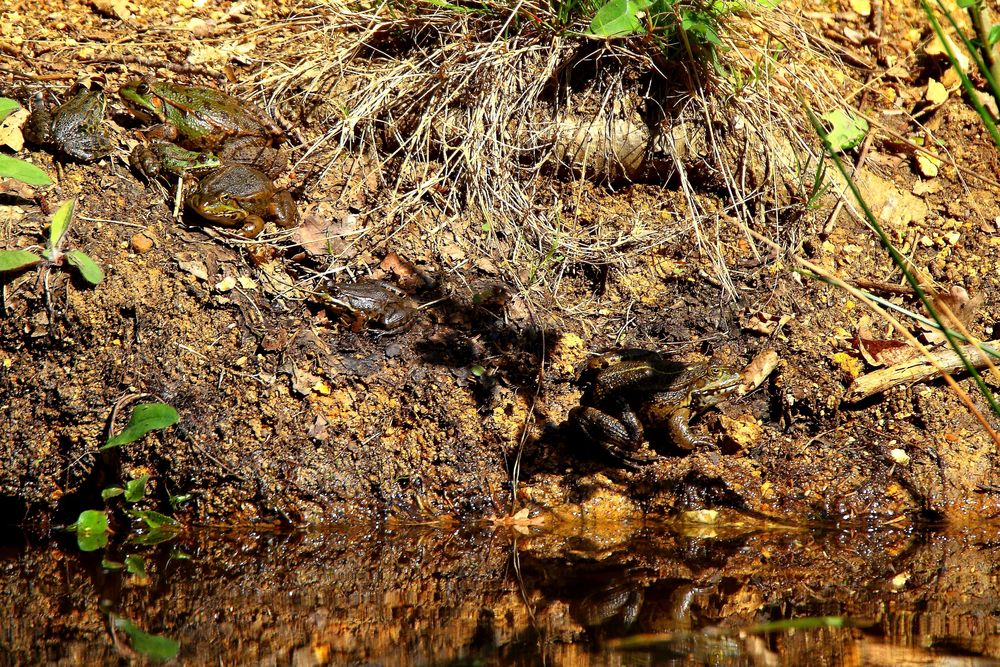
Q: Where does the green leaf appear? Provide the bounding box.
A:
[101,558,124,571]
[820,109,869,152]
[956,0,977,7]
[101,486,124,501]
[0,154,51,185]
[102,403,179,449]
[989,24,1000,46]
[48,199,75,250]
[112,617,180,661]
[169,493,192,507]
[125,475,150,502]
[124,555,146,576]
[64,250,104,285]
[70,510,109,552]
[130,527,181,546]
[0,250,42,274]
[470,364,485,377]
[589,0,654,37]
[0,98,19,122]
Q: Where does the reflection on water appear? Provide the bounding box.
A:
[1,518,1000,665]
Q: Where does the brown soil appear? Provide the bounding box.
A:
[2,0,1000,532]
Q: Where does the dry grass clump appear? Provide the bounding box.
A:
[259,0,860,300]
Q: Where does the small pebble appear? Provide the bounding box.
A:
[384,343,402,358]
[131,233,154,254]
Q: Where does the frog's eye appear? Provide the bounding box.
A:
[136,82,149,95]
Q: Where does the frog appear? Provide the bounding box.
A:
[23,85,112,162]
[119,77,298,236]
[186,164,298,238]
[569,350,741,466]
[129,141,222,180]
[322,279,416,334]
[118,78,287,176]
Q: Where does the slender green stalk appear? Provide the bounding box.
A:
[967,1,1000,84]
[804,101,1000,418]
[920,0,1000,148]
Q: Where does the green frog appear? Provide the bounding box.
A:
[118,78,286,175]
[323,279,416,333]
[570,351,741,466]
[24,85,112,162]
[119,77,297,237]
[187,164,298,238]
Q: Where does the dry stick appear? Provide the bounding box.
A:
[744,228,1000,447]
[845,339,1000,403]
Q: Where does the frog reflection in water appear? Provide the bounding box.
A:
[24,85,112,162]
[570,351,741,466]
[323,280,417,334]
[119,78,297,237]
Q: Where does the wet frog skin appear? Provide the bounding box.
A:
[323,280,416,333]
[187,164,298,238]
[570,351,741,466]
[119,78,298,236]
[24,86,112,162]
[118,79,284,155]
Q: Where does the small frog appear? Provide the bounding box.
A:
[323,279,416,333]
[24,85,112,162]
[186,164,298,238]
[129,141,222,179]
[569,350,741,466]
[118,78,286,176]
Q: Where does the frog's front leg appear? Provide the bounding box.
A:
[570,397,659,465]
[667,407,713,451]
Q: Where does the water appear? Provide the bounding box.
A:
[2,519,999,665]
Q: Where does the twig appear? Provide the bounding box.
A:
[845,339,1000,403]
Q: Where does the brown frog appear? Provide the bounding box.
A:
[186,164,298,239]
[323,279,416,334]
[570,350,741,466]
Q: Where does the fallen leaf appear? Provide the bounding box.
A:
[292,212,354,257]
[916,152,941,177]
[925,79,948,105]
[740,348,779,394]
[743,310,793,336]
[0,107,28,150]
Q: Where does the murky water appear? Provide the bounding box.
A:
[2,518,999,665]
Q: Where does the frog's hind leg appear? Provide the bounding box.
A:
[570,398,661,467]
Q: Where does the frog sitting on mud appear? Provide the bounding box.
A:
[119,78,297,238]
[24,84,112,162]
[570,350,741,466]
[322,279,417,334]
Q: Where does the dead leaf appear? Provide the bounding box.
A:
[921,285,983,344]
[916,152,941,177]
[292,212,355,257]
[851,335,916,367]
[0,178,36,200]
[925,79,948,105]
[739,348,779,394]
[743,310,793,336]
[0,108,28,150]
[380,251,424,289]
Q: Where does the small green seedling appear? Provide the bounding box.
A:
[102,403,179,449]
[111,616,180,662]
[68,509,110,552]
[0,97,51,187]
[0,199,104,285]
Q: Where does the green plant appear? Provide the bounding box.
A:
[921,0,1000,149]
[0,97,51,186]
[0,199,104,285]
[588,0,726,54]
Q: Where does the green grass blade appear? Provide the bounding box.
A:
[806,100,1000,418]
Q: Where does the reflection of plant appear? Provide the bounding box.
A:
[0,97,51,186]
[0,199,104,286]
